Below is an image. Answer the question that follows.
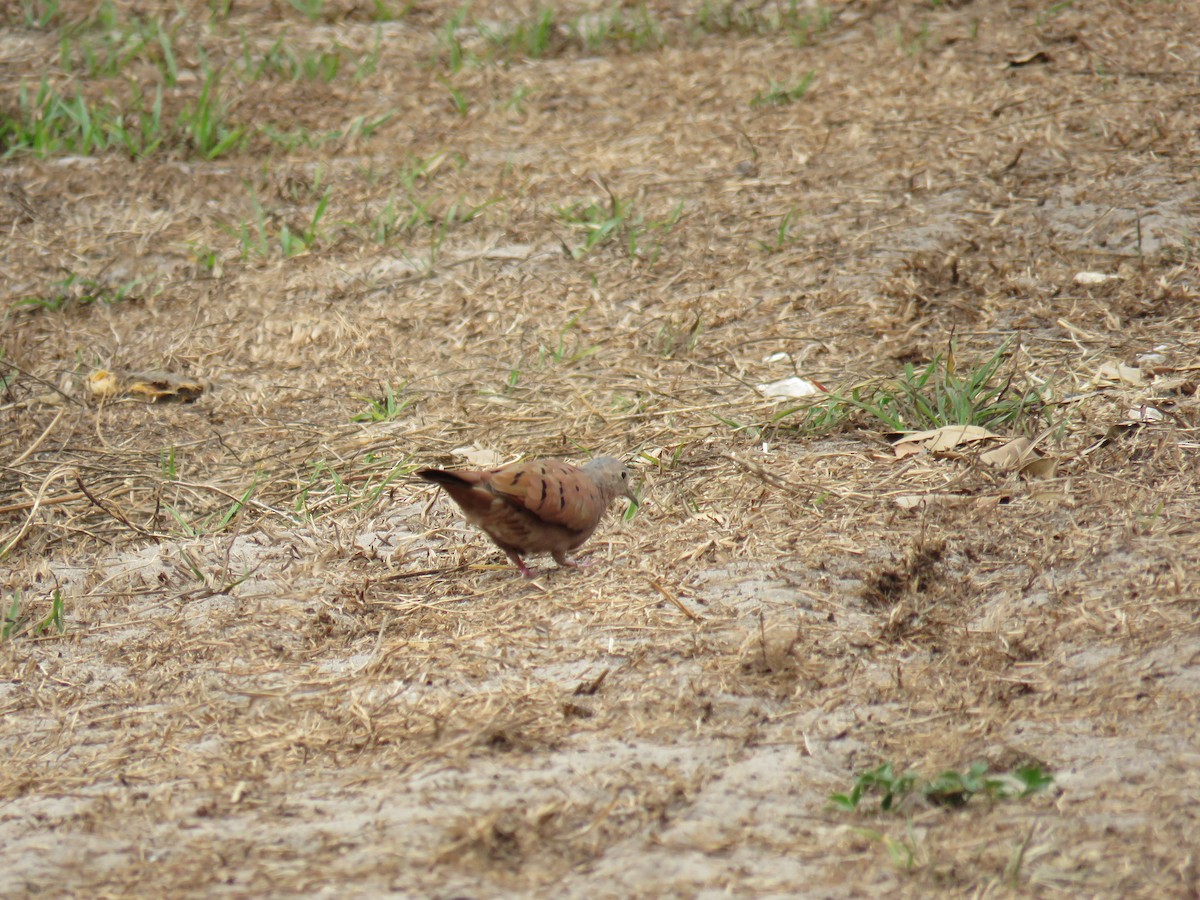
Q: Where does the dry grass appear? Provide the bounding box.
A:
[2,0,1199,895]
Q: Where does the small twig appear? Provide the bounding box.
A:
[722,452,822,497]
[759,609,769,670]
[380,563,471,581]
[74,475,160,542]
[649,579,702,623]
[0,466,74,561]
[0,360,84,406]
[0,491,85,515]
[9,408,66,467]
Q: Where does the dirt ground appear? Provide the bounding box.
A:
[2,0,1199,896]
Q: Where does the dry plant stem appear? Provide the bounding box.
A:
[0,465,74,561]
[649,579,703,623]
[0,491,85,515]
[8,408,65,467]
[74,475,159,541]
[722,452,824,497]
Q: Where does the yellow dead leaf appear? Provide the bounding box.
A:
[126,373,204,402]
[86,368,204,403]
[1020,456,1058,479]
[86,369,122,400]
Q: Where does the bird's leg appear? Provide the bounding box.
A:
[507,551,538,579]
[551,551,590,570]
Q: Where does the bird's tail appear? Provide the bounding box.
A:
[416,468,470,488]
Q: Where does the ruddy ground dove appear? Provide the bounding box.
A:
[417,456,636,577]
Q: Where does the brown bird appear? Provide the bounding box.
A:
[417,457,636,578]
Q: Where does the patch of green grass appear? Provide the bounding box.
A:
[365,192,495,245]
[1036,0,1075,25]
[756,208,800,252]
[260,110,394,151]
[178,69,245,158]
[1,77,118,157]
[355,151,494,245]
[440,3,665,69]
[351,383,415,422]
[292,455,416,519]
[2,589,65,639]
[229,186,331,260]
[164,478,264,536]
[287,0,326,20]
[656,315,704,358]
[789,339,1048,434]
[57,6,181,84]
[16,0,62,29]
[440,77,471,116]
[539,307,601,366]
[236,31,383,84]
[479,6,560,59]
[558,192,683,261]
[436,4,473,72]
[12,272,142,313]
[751,70,816,107]
[1,69,248,161]
[238,35,342,82]
[696,0,833,44]
[831,761,1053,815]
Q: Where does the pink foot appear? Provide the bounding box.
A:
[508,553,539,579]
[553,555,590,570]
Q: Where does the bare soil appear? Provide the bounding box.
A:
[2,1,1199,896]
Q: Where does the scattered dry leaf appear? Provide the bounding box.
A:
[1125,405,1165,423]
[980,436,1058,478]
[126,373,205,402]
[86,369,204,403]
[892,424,998,457]
[86,369,121,400]
[1007,50,1052,67]
[756,376,821,399]
[1074,271,1121,285]
[979,436,1031,469]
[1095,361,1144,387]
[1021,456,1058,478]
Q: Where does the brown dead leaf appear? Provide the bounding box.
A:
[980,436,1057,478]
[892,424,998,457]
[126,373,205,402]
[979,437,1032,469]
